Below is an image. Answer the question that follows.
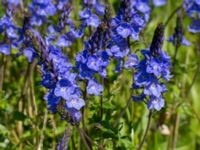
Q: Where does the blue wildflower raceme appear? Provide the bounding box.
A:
[25,29,85,124]
[132,23,172,111]
[107,0,167,73]
[76,8,111,96]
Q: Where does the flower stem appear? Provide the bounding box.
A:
[76,126,92,150]
[37,109,48,150]
[0,55,5,90]
[137,110,153,150]
[164,5,182,27]
[113,90,133,128]
[172,113,180,150]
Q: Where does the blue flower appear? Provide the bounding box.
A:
[116,23,132,38]
[7,0,21,5]
[125,53,139,69]
[79,8,100,28]
[44,90,61,113]
[189,19,200,33]
[136,1,151,14]
[152,0,166,7]
[41,73,55,89]
[143,81,166,97]
[87,79,103,96]
[147,96,165,111]
[0,44,10,55]
[0,15,19,40]
[56,34,73,47]
[54,79,75,100]
[66,95,85,110]
[146,58,163,77]
[94,2,105,15]
[86,55,101,71]
[23,47,37,62]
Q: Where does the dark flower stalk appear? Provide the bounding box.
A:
[149,23,165,56]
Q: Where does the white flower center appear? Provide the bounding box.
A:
[61,87,66,92]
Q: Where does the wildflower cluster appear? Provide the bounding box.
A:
[25,29,85,124]
[132,24,172,111]
[76,20,110,96]
[3,0,195,148]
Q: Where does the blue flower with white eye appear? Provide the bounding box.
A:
[146,57,163,77]
[54,79,75,100]
[0,44,10,55]
[143,81,166,98]
[56,34,73,47]
[116,23,132,38]
[66,95,85,110]
[136,1,151,14]
[125,53,139,69]
[86,14,100,27]
[109,45,129,59]
[86,55,101,71]
[147,96,165,111]
[87,79,103,96]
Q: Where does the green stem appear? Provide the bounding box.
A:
[113,90,133,128]
[76,126,92,150]
[0,55,5,90]
[37,109,48,150]
[164,5,182,27]
[29,61,38,116]
[172,114,180,150]
[100,78,104,120]
[82,81,87,130]
[137,110,153,150]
